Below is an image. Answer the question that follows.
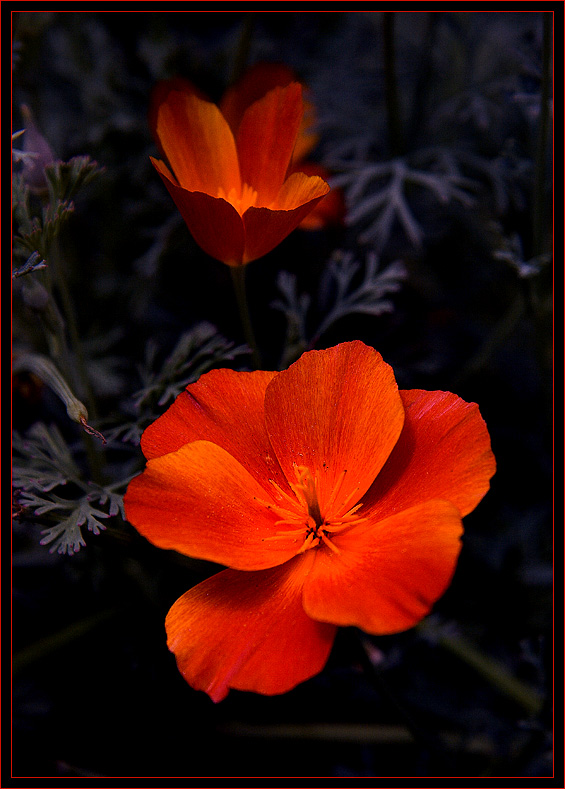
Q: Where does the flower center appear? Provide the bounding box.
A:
[260,465,367,555]
[217,183,258,216]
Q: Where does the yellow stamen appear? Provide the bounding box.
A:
[217,183,258,216]
[258,464,366,556]
[293,466,323,526]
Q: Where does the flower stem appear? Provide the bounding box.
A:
[40,237,105,482]
[48,237,98,420]
[418,620,544,716]
[13,608,118,676]
[230,266,262,368]
[450,288,525,388]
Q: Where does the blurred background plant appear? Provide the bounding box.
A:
[11,10,553,779]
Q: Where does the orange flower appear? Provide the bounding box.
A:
[219,62,345,229]
[149,74,330,266]
[124,342,495,702]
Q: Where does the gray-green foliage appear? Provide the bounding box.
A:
[273,249,407,366]
[12,156,103,262]
[12,424,112,555]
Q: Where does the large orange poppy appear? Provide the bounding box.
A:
[124,341,495,702]
[150,75,330,266]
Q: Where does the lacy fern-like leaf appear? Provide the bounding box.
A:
[271,272,311,364]
[39,499,110,555]
[13,422,127,554]
[330,155,477,250]
[12,423,81,492]
[273,249,407,362]
[134,322,247,411]
[106,323,247,446]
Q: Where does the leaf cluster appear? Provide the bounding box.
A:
[106,322,248,446]
[12,156,103,263]
[273,248,407,365]
[12,423,125,555]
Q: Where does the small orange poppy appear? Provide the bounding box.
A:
[124,341,495,702]
[219,62,344,229]
[150,75,330,266]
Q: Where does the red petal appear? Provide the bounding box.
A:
[289,163,345,229]
[264,342,405,514]
[303,500,464,634]
[155,90,241,196]
[221,63,318,163]
[148,77,208,153]
[292,94,319,162]
[165,558,336,702]
[240,171,329,264]
[124,440,302,570]
[236,83,303,205]
[141,368,290,495]
[152,158,246,265]
[362,389,496,519]
[273,171,330,210]
[220,62,297,134]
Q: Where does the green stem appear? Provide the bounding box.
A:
[451,290,525,388]
[382,12,403,157]
[13,608,117,675]
[230,266,262,368]
[46,238,105,483]
[418,622,544,716]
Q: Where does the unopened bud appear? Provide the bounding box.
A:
[12,353,106,444]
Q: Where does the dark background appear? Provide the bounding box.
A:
[11,9,556,781]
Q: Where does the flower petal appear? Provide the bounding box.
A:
[220,62,319,162]
[241,179,329,264]
[292,94,319,162]
[220,62,297,134]
[123,441,300,570]
[151,158,246,265]
[303,500,464,634]
[155,90,241,196]
[264,342,405,513]
[362,389,496,519]
[273,171,330,210]
[148,77,208,155]
[165,558,336,702]
[289,163,345,229]
[236,83,303,205]
[141,368,290,495]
